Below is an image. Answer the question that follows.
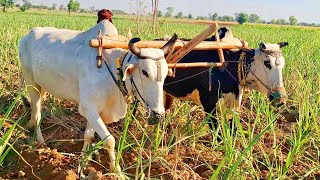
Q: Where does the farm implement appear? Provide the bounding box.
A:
[89,23,248,69]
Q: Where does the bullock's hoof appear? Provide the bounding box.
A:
[148,112,165,125]
[148,117,158,125]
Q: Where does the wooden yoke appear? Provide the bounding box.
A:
[166,23,219,64]
[89,26,247,70]
[214,27,225,67]
[96,30,103,68]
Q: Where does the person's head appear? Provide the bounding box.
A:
[97,9,113,24]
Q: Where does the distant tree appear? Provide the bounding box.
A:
[67,0,80,15]
[175,12,183,19]
[235,13,249,24]
[299,22,309,26]
[280,19,287,25]
[220,15,234,22]
[196,16,207,20]
[271,19,277,24]
[275,19,287,25]
[210,13,218,21]
[20,0,31,12]
[51,3,57,10]
[165,7,174,17]
[80,8,87,13]
[289,16,298,25]
[249,14,260,23]
[112,9,126,15]
[1,0,14,12]
[157,10,162,17]
[187,13,193,19]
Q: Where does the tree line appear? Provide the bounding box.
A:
[0,0,318,27]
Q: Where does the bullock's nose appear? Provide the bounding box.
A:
[148,111,165,125]
[269,90,288,107]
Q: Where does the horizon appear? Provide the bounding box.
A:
[16,0,320,24]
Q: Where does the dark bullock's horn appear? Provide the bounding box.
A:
[161,33,178,55]
[129,38,141,56]
[278,42,289,48]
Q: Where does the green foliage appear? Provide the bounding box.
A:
[187,13,192,19]
[157,10,162,17]
[249,13,261,23]
[235,12,249,24]
[165,7,174,17]
[0,0,14,12]
[289,16,298,25]
[175,11,183,19]
[19,0,31,12]
[218,15,235,22]
[210,12,218,21]
[19,4,28,11]
[67,0,80,15]
[271,19,288,25]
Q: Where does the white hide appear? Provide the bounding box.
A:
[19,20,168,175]
[246,43,286,96]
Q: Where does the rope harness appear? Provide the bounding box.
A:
[165,49,286,101]
[103,50,165,108]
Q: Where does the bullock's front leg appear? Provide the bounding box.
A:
[199,90,219,131]
[78,104,122,176]
[82,122,95,153]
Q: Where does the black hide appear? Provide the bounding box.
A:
[162,28,255,130]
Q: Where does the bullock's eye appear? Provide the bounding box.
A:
[142,70,149,77]
[264,60,272,69]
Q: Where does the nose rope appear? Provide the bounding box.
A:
[130,76,149,107]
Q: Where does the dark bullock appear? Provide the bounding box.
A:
[162,27,288,130]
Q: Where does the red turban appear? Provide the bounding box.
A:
[97,9,113,24]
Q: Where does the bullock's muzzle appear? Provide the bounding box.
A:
[269,88,288,107]
[148,111,165,125]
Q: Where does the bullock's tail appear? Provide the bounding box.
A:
[21,95,31,108]
[18,77,31,108]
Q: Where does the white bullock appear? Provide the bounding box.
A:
[19,20,178,174]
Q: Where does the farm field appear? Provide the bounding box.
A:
[0,11,320,179]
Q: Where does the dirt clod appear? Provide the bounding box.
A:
[18,170,25,178]
[87,171,103,180]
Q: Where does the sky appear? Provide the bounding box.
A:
[21,0,320,24]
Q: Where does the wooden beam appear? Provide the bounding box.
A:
[168,62,223,68]
[89,39,245,51]
[166,23,219,63]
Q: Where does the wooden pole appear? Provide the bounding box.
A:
[214,27,225,64]
[89,39,245,51]
[166,23,219,63]
[168,62,223,68]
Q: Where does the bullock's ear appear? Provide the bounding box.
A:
[259,43,266,51]
[122,63,136,81]
[278,42,288,48]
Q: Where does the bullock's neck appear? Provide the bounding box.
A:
[237,52,254,86]
[104,49,133,104]
[121,52,136,96]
